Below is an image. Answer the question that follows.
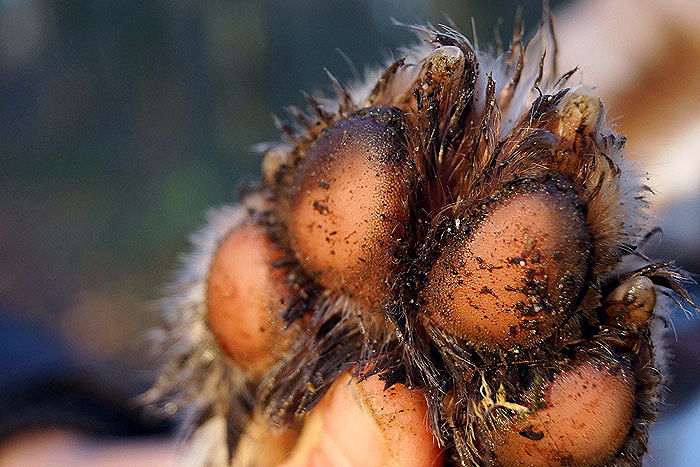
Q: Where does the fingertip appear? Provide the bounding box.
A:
[281,371,443,467]
[356,374,442,465]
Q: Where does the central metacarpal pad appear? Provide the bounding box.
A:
[421,178,591,350]
[288,107,411,309]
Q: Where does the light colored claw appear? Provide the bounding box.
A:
[422,46,466,84]
[603,276,656,330]
[554,87,604,146]
[262,144,293,184]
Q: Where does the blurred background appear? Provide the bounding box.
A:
[0,0,698,465]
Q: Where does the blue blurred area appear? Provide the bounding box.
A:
[0,303,68,391]
[0,301,171,441]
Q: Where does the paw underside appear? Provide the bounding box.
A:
[145,16,698,467]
